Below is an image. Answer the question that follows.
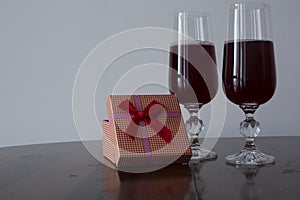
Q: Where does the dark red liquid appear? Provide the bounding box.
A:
[222,40,276,105]
[169,42,218,105]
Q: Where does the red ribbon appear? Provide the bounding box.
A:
[118,99,172,143]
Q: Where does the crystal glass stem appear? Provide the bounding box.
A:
[226,103,275,165]
[240,104,260,150]
[184,103,217,161]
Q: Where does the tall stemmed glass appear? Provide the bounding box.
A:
[222,3,276,165]
[169,12,218,161]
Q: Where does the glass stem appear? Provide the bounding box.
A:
[184,104,203,149]
[239,104,260,151]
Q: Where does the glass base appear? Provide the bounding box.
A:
[225,149,275,166]
[191,146,217,161]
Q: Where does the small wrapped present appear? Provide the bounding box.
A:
[102,94,191,169]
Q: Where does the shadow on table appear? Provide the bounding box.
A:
[103,163,192,200]
[63,157,275,200]
[102,158,225,200]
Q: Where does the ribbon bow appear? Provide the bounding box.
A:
[118,99,172,143]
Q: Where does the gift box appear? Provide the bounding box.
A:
[103,94,191,170]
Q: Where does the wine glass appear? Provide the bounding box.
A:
[169,12,218,161]
[222,3,276,165]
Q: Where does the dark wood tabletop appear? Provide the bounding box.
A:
[0,137,299,200]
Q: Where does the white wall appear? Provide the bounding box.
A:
[1,0,299,147]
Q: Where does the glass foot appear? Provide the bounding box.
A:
[225,149,275,166]
[191,146,217,161]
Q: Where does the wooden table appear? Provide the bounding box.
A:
[0,137,299,200]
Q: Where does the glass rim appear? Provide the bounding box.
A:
[173,11,211,18]
[229,2,270,10]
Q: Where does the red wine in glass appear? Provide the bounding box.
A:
[169,41,218,105]
[223,40,276,105]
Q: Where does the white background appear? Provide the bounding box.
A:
[1,0,299,147]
